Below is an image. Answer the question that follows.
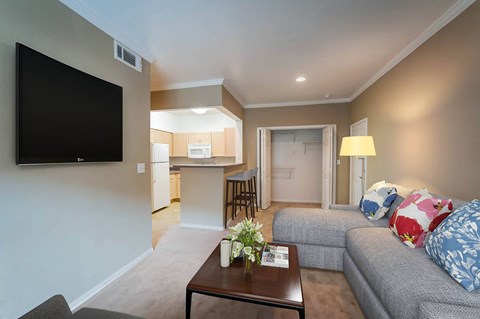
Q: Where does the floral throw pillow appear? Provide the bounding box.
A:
[359,186,397,221]
[425,200,480,292]
[389,189,453,248]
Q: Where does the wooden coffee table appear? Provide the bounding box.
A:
[186,242,304,319]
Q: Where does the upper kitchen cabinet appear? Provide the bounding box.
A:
[224,127,236,157]
[188,132,212,145]
[212,131,225,156]
[151,129,173,156]
[212,128,236,157]
[173,132,188,157]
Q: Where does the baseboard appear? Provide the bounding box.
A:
[180,223,225,231]
[69,247,153,311]
[271,199,321,204]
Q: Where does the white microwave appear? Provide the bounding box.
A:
[188,144,212,159]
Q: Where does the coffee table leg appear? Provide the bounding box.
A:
[298,307,305,319]
[186,288,192,319]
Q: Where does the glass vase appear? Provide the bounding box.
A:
[244,255,253,276]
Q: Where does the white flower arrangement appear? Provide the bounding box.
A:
[227,218,267,264]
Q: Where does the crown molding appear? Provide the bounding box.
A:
[350,0,476,101]
[59,0,156,63]
[221,81,245,106]
[244,98,351,109]
[154,78,225,91]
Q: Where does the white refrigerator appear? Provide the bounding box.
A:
[151,143,170,212]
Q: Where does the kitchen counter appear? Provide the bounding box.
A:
[174,163,245,230]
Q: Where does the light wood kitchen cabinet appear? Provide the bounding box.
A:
[150,129,173,156]
[170,173,181,200]
[211,128,236,157]
[225,127,236,157]
[170,174,176,200]
[188,132,212,144]
[173,133,188,157]
[171,129,234,157]
[150,129,157,143]
[211,131,225,156]
[176,174,181,199]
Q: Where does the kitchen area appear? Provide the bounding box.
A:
[150,107,244,231]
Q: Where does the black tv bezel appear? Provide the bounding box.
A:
[15,43,124,165]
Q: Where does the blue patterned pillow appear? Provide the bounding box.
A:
[359,186,397,221]
[425,199,480,292]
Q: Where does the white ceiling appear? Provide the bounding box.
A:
[61,0,473,107]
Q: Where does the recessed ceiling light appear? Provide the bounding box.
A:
[296,76,306,82]
[324,93,331,99]
[190,108,208,115]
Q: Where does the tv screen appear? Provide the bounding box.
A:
[16,43,123,165]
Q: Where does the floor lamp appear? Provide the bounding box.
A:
[340,136,376,196]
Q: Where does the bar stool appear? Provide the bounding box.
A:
[250,168,259,214]
[240,168,259,216]
[225,170,254,224]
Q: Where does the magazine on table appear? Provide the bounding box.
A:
[261,245,289,268]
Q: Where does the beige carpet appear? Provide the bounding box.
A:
[81,202,365,319]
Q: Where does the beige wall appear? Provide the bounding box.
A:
[350,2,480,200]
[222,86,245,120]
[150,85,245,121]
[244,104,351,204]
[0,0,151,317]
[151,85,223,111]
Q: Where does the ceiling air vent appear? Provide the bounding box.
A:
[114,40,142,72]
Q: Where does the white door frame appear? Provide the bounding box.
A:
[349,118,368,205]
[259,128,272,209]
[256,124,337,206]
[322,126,334,209]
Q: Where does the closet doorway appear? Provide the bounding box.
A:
[257,125,336,209]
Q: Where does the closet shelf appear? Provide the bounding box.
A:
[275,131,297,142]
[272,167,295,179]
[302,141,322,154]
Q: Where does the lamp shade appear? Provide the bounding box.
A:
[340,136,376,156]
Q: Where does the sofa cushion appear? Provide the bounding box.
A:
[419,302,480,319]
[389,189,453,248]
[346,228,480,319]
[360,186,397,221]
[19,295,72,319]
[273,207,388,248]
[425,199,480,292]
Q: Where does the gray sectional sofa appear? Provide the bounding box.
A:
[272,184,480,319]
[19,294,144,319]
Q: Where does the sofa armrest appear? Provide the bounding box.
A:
[419,302,480,319]
[19,294,72,319]
[329,204,359,211]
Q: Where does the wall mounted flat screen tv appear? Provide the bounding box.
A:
[16,43,123,165]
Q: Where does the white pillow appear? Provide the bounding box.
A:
[366,180,386,193]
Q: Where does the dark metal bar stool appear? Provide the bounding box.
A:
[250,168,259,215]
[225,170,254,225]
[240,168,258,217]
